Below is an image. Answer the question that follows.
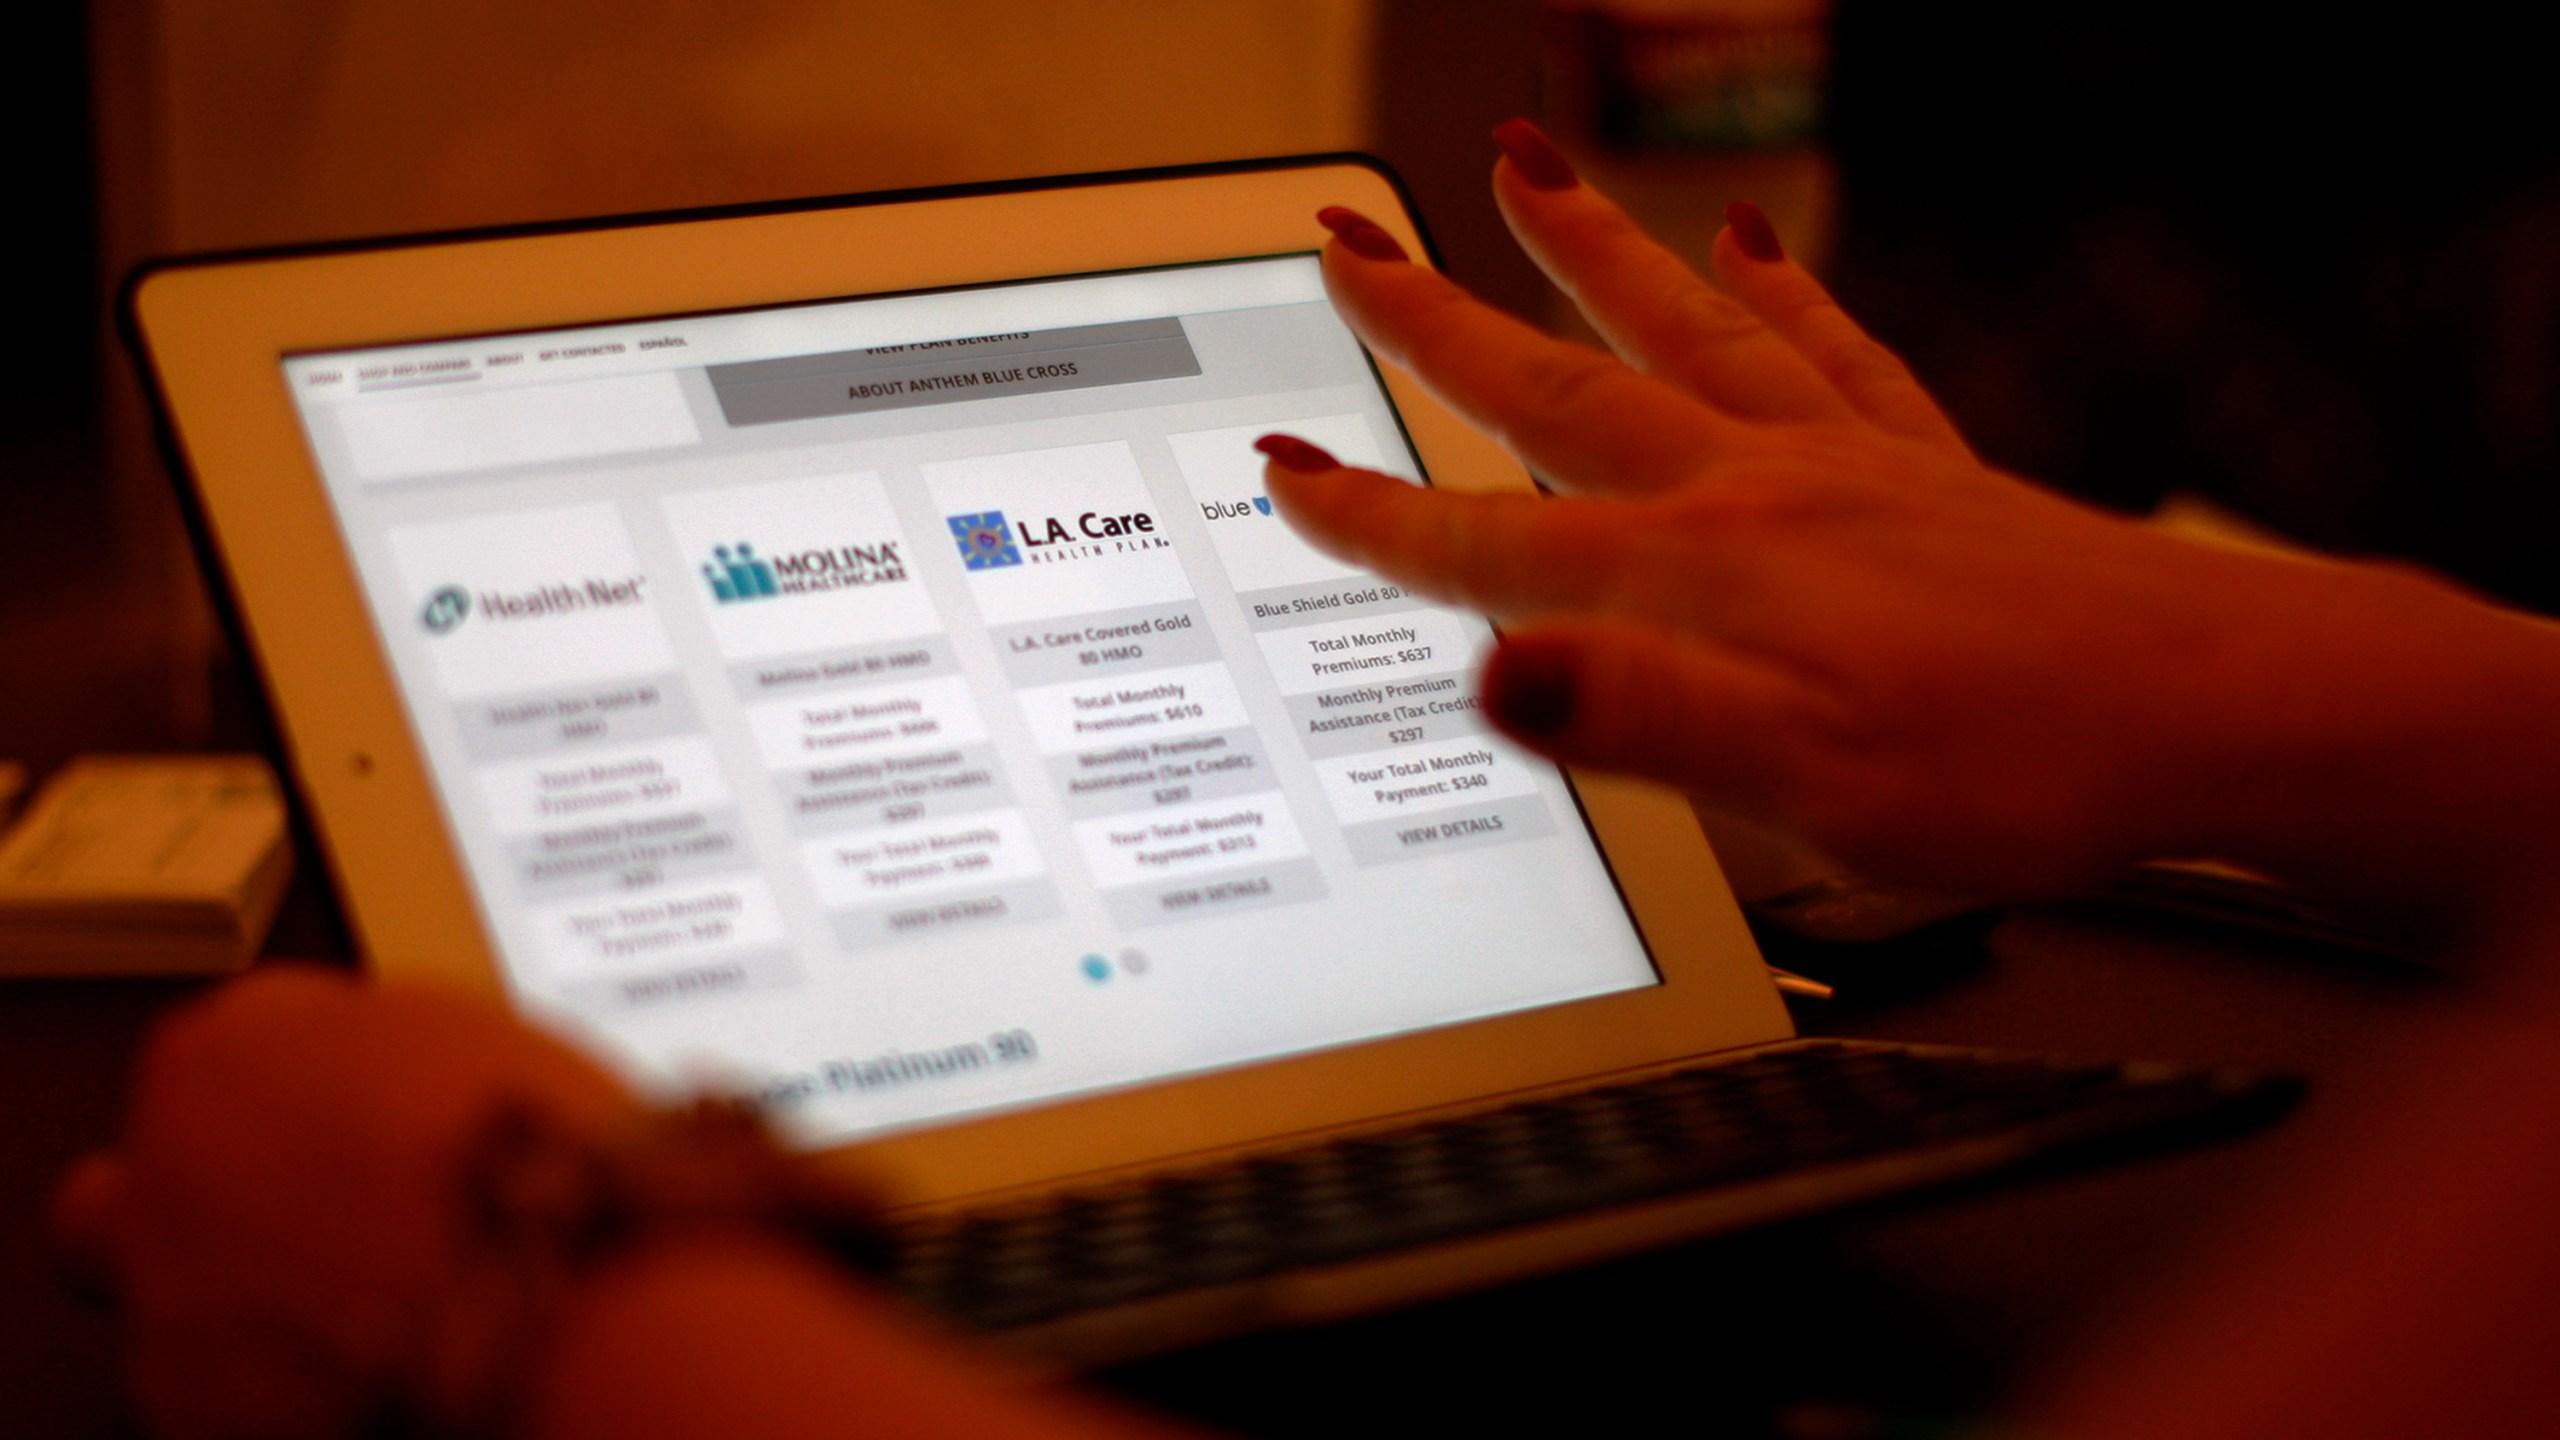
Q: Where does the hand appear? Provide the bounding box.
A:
[52,967,642,1439]
[1264,123,2560,930]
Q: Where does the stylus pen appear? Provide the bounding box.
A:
[1766,965,1835,1001]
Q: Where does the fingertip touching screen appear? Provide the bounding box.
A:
[284,255,1658,1145]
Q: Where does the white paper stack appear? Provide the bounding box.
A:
[0,756,294,977]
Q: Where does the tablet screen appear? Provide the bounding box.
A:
[282,255,1658,1141]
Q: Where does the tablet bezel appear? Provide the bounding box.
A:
[127,154,1791,1204]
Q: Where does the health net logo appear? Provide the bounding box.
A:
[419,576,649,634]
[420,586,471,633]
[701,539,906,603]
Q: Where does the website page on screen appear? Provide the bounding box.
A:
[283,254,1658,1144]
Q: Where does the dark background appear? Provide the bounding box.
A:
[1826,5,2560,606]
[10,2,2560,741]
[2,3,2555,1435]
[8,4,104,562]
[1373,1,2560,607]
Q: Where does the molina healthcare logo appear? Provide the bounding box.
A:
[1200,496,1275,522]
[419,585,471,634]
[947,512,1022,570]
[702,539,907,603]
[703,543,778,601]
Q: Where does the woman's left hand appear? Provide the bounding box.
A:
[52,967,643,1438]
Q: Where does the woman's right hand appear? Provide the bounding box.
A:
[1263,124,2560,942]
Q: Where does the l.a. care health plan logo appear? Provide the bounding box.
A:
[947,507,1168,569]
[946,512,1023,570]
[419,585,471,634]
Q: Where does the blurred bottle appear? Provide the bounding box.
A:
[1538,0,1837,317]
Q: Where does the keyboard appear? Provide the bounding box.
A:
[879,1039,2298,1339]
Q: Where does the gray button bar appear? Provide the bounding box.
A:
[1286,667,1488,759]
[1233,576,1427,633]
[1104,855,1328,930]
[560,946,797,1012]
[831,878,1064,948]
[708,319,1201,427]
[989,600,1222,687]
[456,673,701,762]
[508,804,752,900]
[727,635,958,701]
[1341,796,1557,866]
[1047,725,1274,820]
[777,743,1017,835]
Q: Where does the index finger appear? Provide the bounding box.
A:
[1488,125,1856,427]
[1708,214,1970,449]
[1317,209,1732,497]
[1260,442,1653,619]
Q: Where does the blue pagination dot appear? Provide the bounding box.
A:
[1080,954,1111,982]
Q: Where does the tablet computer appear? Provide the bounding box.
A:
[128,155,1791,1208]
[128,155,2304,1360]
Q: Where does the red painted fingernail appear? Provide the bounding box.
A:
[1482,643,1576,740]
[1255,433,1341,473]
[1724,201,1784,263]
[1316,206,1410,263]
[1492,118,1578,192]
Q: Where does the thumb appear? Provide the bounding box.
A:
[49,1152,130,1300]
[1479,619,1808,816]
